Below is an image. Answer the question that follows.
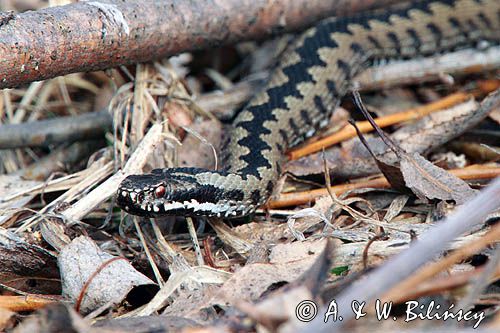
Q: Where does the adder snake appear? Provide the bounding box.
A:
[117,0,500,218]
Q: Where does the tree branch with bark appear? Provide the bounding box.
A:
[0,0,398,88]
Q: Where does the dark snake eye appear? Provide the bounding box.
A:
[155,185,166,198]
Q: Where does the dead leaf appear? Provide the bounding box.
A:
[58,236,158,314]
[399,152,477,204]
[234,240,335,333]
[161,260,315,321]
[287,94,491,179]
[162,239,333,322]
[351,91,484,204]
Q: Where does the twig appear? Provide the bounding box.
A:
[0,111,111,149]
[16,141,102,180]
[268,166,500,208]
[319,150,409,234]
[356,46,500,90]
[194,75,265,118]
[186,217,205,266]
[0,295,62,312]
[455,245,500,312]
[133,219,165,287]
[381,223,500,304]
[352,90,402,154]
[381,265,500,304]
[362,231,389,269]
[300,176,500,332]
[288,92,472,160]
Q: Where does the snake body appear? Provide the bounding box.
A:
[117,0,500,218]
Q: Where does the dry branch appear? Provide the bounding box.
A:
[356,46,500,90]
[381,223,500,303]
[0,0,399,88]
[268,166,500,208]
[0,295,60,312]
[301,176,500,332]
[0,229,59,282]
[16,141,103,180]
[0,111,110,149]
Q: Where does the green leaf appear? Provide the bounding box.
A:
[331,265,349,276]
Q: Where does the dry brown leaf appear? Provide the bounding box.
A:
[399,152,477,204]
[216,260,316,302]
[287,95,490,179]
[352,91,483,204]
[229,240,334,333]
[58,236,158,314]
[163,239,333,323]
[161,260,317,322]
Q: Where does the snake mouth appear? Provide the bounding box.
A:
[116,187,209,217]
[117,188,255,217]
[117,187,181,217]
[117,174,257,218]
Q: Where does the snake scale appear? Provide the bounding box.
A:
[117,0,500,218]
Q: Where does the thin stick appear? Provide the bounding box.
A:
[133,219,165,287]
[376,266,500,306]
[61,123,164,221]
[381,223,500,304]
[288,92,472,160]
[268,166,500,208]
[0,111,111,149]
[0,295,62,312]
[186,217,205,266]
[299,177,500,332]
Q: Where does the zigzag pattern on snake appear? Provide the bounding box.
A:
[117,0,500,218]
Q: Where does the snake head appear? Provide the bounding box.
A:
[117,170,174,217]
[116,168,256,217]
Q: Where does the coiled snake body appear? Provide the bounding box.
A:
[117,0,500,218]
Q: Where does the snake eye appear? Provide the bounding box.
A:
[155,185,166,198]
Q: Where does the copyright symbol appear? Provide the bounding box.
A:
[295,300,318,322]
